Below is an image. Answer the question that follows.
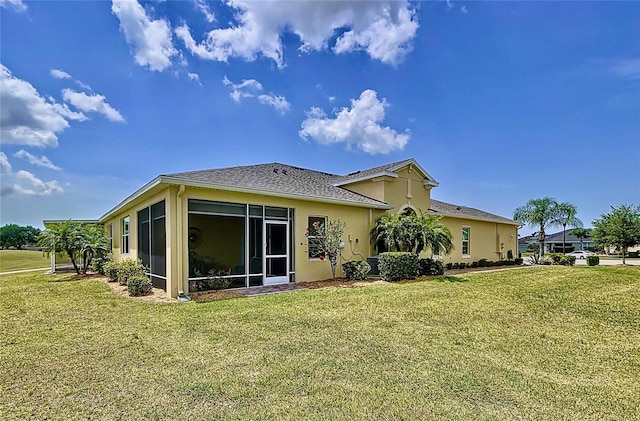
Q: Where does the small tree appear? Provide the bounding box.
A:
[592,205,640,264]
[571,227,591,251]
[307,219,346,279]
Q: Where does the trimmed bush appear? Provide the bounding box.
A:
[445,263,453,270]
[127,274,152,297]
[418,258,444,276]
[117,259,146,286]
[103,260,118,282]
[342,260,371,280]
[378,252,418,282]
[560,255,576,266]
[587,255,600,266]
[514,258,524,265]
[478,258,489,267]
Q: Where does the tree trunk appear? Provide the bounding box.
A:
[562,224,567,254]
[539,226,546,256]
[67,249,80,274]
[622,248,626,265]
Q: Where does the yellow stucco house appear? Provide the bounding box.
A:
[100,158,519,298]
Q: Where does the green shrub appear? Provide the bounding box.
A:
[117,259,146,286]
[560,255,576,266]
[91,253,112,275]
[204,269,232,291]
[478,258,489,267]
[539,255,554,265]
[587,255,600,266]
[418,258,444,276]
[514,258,524,265]
[628,251,639,258]
[127,274,152,297]
[471,261,479,268]
[445,263,453,270]
[547,253,563,265]
[102,260,118,282]
[378,252,418,282]
[342,260,371,280]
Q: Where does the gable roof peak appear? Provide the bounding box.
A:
[333,157,439,187]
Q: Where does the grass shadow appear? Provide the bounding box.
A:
[435,276,469,283]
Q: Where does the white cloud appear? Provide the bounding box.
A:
[51,102,88,121]
[609,58,640,80]
[176,1,418,67]
[111,0,177,71]
[187,72,201,83]
[328,96,336,102]
[13,170,64,195]
[0,0,26,12]
[446,0,454,11]
[50,69,72,79]
[258,94,290,114]
[222,76,264,102]
[14,149,62,170]
[299,89,409,154]
[195,0,215,23]
[222,76,289,113]
[0,157,63,196]
[0,152,12,174]
[62,89,125,122]
[0,64,70,148]
[461,6,468,14]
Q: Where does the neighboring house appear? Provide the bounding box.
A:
[92,158,518,298]
[525,228,594,253]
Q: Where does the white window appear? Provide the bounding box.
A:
[307,216,326,259]
[122,216,130,254]
[462,227,470,256]
[107,224,113,252]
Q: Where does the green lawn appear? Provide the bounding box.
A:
[1,267,638,420]
[0,249,51,272]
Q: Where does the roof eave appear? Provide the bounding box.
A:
[430,211,520,226]
[162,176,394,210]
[332,171,398,187]
[99,176,163,222]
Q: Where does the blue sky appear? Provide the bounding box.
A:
[1,0,638,236]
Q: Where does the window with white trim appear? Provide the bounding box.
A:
[307,216,326,259]
[107,224,113,252]
[462,226,470,256]
[122,216,130,254]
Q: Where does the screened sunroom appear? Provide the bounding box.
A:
[187,199,295,292]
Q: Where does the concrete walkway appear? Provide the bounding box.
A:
[0,267,49,276]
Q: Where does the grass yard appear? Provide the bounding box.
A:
[1,266,638,420]
[0,249,52,272]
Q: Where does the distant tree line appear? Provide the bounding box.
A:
[0,224,41,250]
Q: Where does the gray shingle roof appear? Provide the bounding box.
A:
[333,159,415,184]
[429,199,519,225]
[164,163,391,208]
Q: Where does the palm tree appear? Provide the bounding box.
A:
[553,202,583,254]
[38,220,84,274]
[370,211,453,256]
[513,197,561,256]
[414,212,454,257]
[81,225,109,274]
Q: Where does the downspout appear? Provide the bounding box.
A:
[177,185,186,298]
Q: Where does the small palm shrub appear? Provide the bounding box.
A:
[127,274,152,297]
[587,255,600,266]
[378,252,418,282]
[539,255,554,265]
[342,260,371,280]
[117,259,146,286]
